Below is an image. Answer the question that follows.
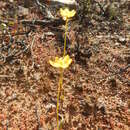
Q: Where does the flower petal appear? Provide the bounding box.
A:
[49,55,72,69]
[49,60,60,68]
[60,8,76,20]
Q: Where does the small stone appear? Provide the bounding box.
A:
[45,103,56,110]
[34,72,41,80]
[115,42,120,46]
[97,97,105,109]
[118,37,127,45]
[18,6,29,16]
[9,0,14,3]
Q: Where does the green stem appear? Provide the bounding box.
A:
[57,68,63,130]
[63,19,68,56]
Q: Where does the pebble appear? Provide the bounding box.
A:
[118,37,127,45]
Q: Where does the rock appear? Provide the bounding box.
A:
[33,72,41,80]
[6,93,17,103]
[115,42,120,46]
[18,6,29,16]
[118,37,127,45]
[45,103,56,111]
[9,0,14,3]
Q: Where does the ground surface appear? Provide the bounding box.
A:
[0,0,129,130]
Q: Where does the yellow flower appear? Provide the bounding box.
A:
[60,8,76,21]
[49,55,72,69]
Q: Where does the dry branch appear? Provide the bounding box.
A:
[20,19,65,27]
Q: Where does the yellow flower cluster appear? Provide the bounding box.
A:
[49,8,76,69]
[49,55,72,69]
[60,8,76,21]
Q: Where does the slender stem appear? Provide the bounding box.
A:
[57,18,68,130]
[63,19,68,56]
[88,0,91,12]
[57,68,63,130]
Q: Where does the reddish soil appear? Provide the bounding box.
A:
[0,1,129,130]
